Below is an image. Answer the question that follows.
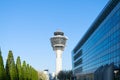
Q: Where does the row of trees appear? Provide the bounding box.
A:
[57,70,73,80]
[0,50,38,80]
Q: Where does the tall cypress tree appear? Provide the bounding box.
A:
[30,66,38,80]
[26,64,30,80]
[6,50,18,80]
[22,61,27,80]
[0,49,5,80]
[29,66,32,80]
[16,56,22,80]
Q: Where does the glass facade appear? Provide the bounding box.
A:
[72,0,120,79]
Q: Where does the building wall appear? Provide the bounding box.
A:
[72,0,120,80]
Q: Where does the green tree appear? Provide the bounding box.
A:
[66,70,73,80]
[57,70,73,80]
[0,49,6,80]
[29,66,38,80]
[16,56,22,80]
[57,71,66,80]
[32,68,38,80]
[22,61,27,80]
[21,61,38,80]
[26,64,29,80]
[6,50,18,80]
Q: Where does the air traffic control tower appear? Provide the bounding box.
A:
[50,30,68,75]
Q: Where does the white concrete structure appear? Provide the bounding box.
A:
[50,30,67,75]
[52,72,55,79]
[43,70,49,80]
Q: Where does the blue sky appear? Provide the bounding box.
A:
[0,0,109,73]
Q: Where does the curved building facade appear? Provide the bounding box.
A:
[72,0,120,80]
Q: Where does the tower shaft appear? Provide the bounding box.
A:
[55,50,63,75]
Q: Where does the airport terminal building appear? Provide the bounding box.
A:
[72,0,120,80]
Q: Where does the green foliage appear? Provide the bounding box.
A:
[30,66,38,80]
[22,61,27,80]
[0,50,6,80]
[22,62,38,80]
[16,56,22,80]
[57,70,73,80]
[26,64,30,80]
[0,49,39,80]
[6,50,18,80]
